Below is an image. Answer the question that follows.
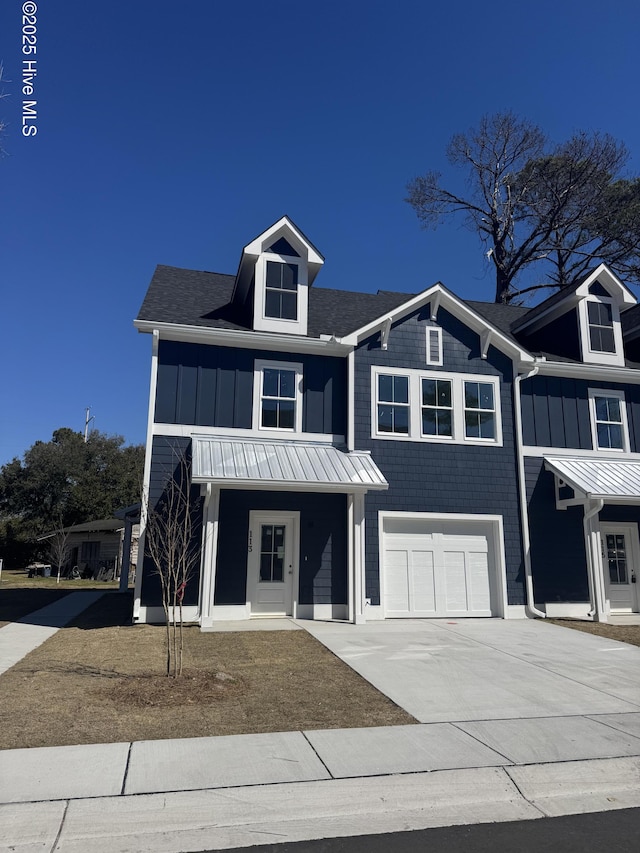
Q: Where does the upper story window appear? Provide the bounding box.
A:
[577,291,625,366]
[253,359,303,433]
[421,378,452,437]
[265,261,298,321]
[464,381,496,440]
[377,374,409,434]
[588,389,628,452]
[587,301,615,353]
[372,366,502,446]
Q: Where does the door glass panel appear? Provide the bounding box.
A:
[259,524,286,582]
[606,533,629,584]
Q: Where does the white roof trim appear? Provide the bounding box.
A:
[191,436,389,492]
[134,320,351,356]
[534,358,640,384]
[339,284,534,362]
[544,456,640,502]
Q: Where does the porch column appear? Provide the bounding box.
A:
[353,492,366,624]
[199,485,221,626]
[584,500,607,622]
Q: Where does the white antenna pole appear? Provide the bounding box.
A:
[84,407,95,442]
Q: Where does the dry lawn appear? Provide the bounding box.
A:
[549,618,640,647]
[0,592,415,750]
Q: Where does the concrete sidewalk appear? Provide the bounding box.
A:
[1,728,640,852]
[2,608,640,851]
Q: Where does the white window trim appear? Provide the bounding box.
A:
[578,296,625,367]
[588,388,629,453]
[254,253,309,336]
[425,326,443,366]
[253,359,303,433]
[371,366,503,446]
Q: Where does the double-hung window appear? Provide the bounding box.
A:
[464,381,496,440]
[265,261,298,321]
[254,360,303,433]
[377,374,409,434]
[372,367,502,445]
[587,301,615,354]
[421,378,452,437]
[589,390,628,451]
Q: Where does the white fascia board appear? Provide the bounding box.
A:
[134,320,351,356]
[575,264,636,308]
[243,216,324,265]
[189,478,387,493]
[340,284,533,363]
[534,358,640,384]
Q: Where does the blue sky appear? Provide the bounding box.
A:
[1,0,638,465]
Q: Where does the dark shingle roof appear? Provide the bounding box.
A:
[137,265,415,338]
[465,300,531,343]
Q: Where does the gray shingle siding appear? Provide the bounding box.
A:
[354,305,525,607]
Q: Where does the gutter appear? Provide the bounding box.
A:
[514,360,546,618]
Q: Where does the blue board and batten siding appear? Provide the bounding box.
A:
[214,491,347,607]
[521,374,640,451]
[140,436,203,609]
[353,305,525,607]
[155,340,347,436]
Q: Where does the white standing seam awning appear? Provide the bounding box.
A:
[544,456,640,503]
[191,436,389,492]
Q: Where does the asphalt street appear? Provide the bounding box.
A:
[210,808,640,853]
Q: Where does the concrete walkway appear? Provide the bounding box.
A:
[1,609,640,852]
[0,591,104,675]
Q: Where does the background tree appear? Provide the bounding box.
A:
[406,113,640,303]
[143,447,200,677]
[0,429,144,566]
[46,522,72,583]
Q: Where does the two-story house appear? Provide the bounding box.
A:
[133,218,640,626]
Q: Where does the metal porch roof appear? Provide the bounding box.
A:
[544,456,640,501]
[191,436,388,492]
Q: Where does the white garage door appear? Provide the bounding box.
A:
[383,517,497,617]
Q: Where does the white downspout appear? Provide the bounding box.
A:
[584,499,605,619]
[514,361,546,618]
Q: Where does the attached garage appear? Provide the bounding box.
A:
[380,513,507,618]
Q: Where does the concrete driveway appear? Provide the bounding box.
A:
[301,618,640,723]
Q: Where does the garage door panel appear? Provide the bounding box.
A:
[468,551,491,612]
[443,550,468,612]
[384,549,410,613]
[410,549,436,613]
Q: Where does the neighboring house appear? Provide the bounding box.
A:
[38,517,140,581]
[134,217,640,625]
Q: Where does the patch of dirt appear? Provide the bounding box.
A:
[549,619,640,647]
[0,592,415,749]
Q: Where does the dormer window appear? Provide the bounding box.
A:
[265,260,298,321]
[587,300,615,354]
[232,217,324,337]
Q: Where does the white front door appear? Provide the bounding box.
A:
[247,512,298,616]
[600,524,639,613]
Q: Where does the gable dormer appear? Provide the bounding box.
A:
[232,216,324,336]
[513,264,636,367]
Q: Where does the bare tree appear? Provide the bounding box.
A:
[406,112,549,303]
[47,523,71,584]
[406,113,640,303]
[0,63,8,155]
[143,447,200,677]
